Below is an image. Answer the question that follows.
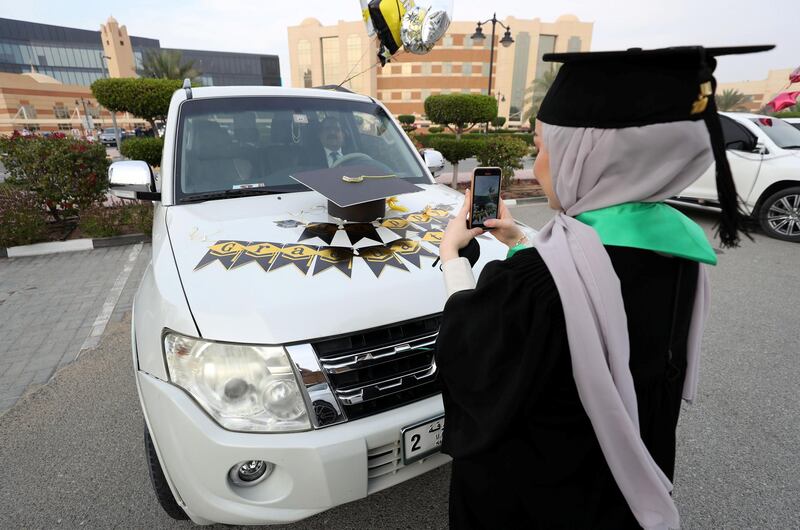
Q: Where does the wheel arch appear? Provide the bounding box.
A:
[752,180,800,217]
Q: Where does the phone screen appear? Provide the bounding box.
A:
[470,167,502,229]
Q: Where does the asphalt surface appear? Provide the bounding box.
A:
[0,203,798,528]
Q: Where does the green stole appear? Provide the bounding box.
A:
[507,202,717,265]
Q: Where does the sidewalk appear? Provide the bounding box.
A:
[0,243,151,414]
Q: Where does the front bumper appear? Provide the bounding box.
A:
[137,371,449,525]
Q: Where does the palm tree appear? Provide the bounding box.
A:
[522,65,560,122]
[140,49,201,81]
[716,89,752,112]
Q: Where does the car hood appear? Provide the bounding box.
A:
[166,184,510,345]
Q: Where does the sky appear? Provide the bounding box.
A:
[1,0,798,86]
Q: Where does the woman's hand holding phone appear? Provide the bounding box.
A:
[483,199,525,248]
[440,189,484,263]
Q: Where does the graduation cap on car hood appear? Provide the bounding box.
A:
[538,45,775,247]
[291,164,423,222]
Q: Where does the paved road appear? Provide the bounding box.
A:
[0,203,798,528]
[0,244,150,413]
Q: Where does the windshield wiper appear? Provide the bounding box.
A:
[179,188,280,203]
[780,145,800,149]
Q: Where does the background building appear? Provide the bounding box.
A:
[0,16,281,134]
[718,68,797,112]
[287,15,592,125]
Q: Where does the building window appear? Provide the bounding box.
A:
[346,34,363,91]
[443,35,453,48]
[401,63,412,75]
[16,104,37,119]
[58,123,71,131]
[298,39,312,87]
[567,36,582,52]
[482,63,490,76]
[463,63,472,75]
[509,31,532,122]
[442,62,452,75]
[422,63,431,75]
[53,105,70,119]
[421,89,431,101]
[321,36,340,85]
[402,91,411,100]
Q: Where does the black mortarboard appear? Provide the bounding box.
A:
[538,45,775,248]
[290,164,423,222]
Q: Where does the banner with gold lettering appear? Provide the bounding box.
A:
[230,242,282,272]
[313,247,355,278]
[357,245,408,277]
[269,244,318,274]
[388,238,436,268]
[193,240,250,271]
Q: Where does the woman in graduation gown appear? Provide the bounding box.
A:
[435,45,772,529]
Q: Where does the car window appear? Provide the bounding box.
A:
[720,116,756,151]
[174,96,429,199]
[749,118,800,149]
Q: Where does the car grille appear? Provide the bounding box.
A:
[310,315,442,421]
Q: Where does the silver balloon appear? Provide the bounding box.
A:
[401,1,453,55]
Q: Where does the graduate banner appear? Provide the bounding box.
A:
[313,247,355,278]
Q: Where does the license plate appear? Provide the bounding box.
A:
[402,415,445,464]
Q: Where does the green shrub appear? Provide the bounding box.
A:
[0,187,48,247]
[79,200,154,238]
[428,126,444,133]
[428,137,486,188]
[475,135,529,187]
[424,93,498,137]
[120,137,164,167]
[397,114,415,125]
[491,116,506,128]
[774,111,800,118]
[0,133,108,221]
[92,78,181,134]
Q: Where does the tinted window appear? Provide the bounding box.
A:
[720,115,756,151]
[174,96,428,199]
[749,118,800,149]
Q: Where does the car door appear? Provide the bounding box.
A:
[679,115,763,206]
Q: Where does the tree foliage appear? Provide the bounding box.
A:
[120,137,164,168]
[0,133,108,221]
[491,116,506,128]
[716,89,752,112]
[475,135,529,187]
[91,78,181,134]
[0,187,48,247]
[424,94,498,138]
[140,49,201,81]
[397,114,416,125]
[523,66,559,122]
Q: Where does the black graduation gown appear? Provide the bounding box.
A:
[435,245,699,529]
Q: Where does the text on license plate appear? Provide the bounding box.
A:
[402,415,444,464]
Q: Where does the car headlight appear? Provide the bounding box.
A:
[163,332,311,432]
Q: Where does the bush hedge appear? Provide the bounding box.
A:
[120,137,164,167]
[427,126,444,133]
[79,200,154,238]
[0,187,48,247]
[475,135,529,187]
[414,132,533,147]
[0,133,108,221]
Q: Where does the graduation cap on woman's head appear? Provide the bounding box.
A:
[537,45,775,248]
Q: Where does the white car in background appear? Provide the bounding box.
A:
[784,117,800,131]
[674,112,800,242]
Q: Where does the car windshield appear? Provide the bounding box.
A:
[103,128,118,133]
[174,96,429,200]
[749,118,800,149]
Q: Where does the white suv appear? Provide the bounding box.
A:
[674,112,800,241]
[108,85,520,525]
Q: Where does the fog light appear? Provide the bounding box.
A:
[228,460,274,487]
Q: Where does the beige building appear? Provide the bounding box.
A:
[287,15,593,124]
[718,68,797,112]
[100,16,138,79]
[0,71,146,136]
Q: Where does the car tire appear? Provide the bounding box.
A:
[144,423,189,520]
[757,186,800,242]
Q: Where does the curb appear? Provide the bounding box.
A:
[1,233,150,259]
[503,196,548,206]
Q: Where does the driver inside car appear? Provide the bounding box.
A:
[319,116,352,167]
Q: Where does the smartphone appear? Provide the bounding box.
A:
[469,167,502,229]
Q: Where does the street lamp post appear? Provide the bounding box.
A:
[471,14,514,132]
[99,54,122,149]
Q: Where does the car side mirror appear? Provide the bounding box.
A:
[109,160,161,201]
[753,142,768,155]
[421,148,445,176]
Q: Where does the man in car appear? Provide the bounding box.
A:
[318,117,349,167]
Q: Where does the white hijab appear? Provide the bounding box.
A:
[533,120,714,530]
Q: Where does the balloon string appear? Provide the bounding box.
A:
[338,46,407,89]
[337,43,374,89]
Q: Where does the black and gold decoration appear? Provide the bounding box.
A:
[388,238,437,268]
[343,223,382,246]
[357,245,409,277]
[195,203,469,277]
[269,244,318,274]
[314,247,355,278]
[231,242,282,272]
[299,223,339,245]
[194,240,250,271]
